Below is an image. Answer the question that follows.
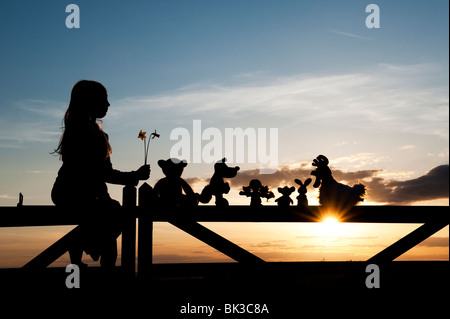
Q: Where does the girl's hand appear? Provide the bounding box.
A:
[136,164,150,180]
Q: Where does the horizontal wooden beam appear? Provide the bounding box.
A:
[0,205,448,227]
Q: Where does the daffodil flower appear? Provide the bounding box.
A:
[138,130,147,140]
[138,129,159,165]
[150,129,160,139]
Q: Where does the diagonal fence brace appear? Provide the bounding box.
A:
[368,221,449,264]
[169,219,265,264]
[22,226,82,269]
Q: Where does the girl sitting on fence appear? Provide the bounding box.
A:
[51,80,150,269]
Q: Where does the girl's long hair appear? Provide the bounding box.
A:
[54,80,112,158]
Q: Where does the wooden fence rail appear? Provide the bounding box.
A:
[1,204,447,227]
[0,185,448,279]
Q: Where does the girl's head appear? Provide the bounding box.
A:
[54,80,112,157]
[66,80,110,123]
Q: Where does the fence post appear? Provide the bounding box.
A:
[122,184,136,277]
[138,182,153,281]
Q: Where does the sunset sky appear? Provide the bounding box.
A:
[0,1,448,267]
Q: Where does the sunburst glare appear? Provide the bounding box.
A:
[318,215,343,237]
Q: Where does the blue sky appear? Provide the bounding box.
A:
[0,0,448,206]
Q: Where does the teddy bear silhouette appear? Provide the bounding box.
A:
[199,158,240,207]
[294,178,312,207]
[153,158,198,208]
[275,186,295,207]
[239,179,274,207]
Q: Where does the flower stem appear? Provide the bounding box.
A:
[144,138,147,165]
[145,137,151,165]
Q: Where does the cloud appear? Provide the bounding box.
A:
[329,30,373,40]
[16,99,65,119]
[296,235,379,240]
[3,63,447,156]
[108,63,448,138]
[152,253,232,263]
[400,145,416,150]
[0,194,16,199]
[187,164,449,205]
[333,153,390,169]
[186,163,315,189]
[250,240,293,250]
[367,165,449,204]
[0,99,64,147]
[228,164,380,190]
[419,237,449,248]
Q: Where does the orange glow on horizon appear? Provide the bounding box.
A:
[321,216,340,224]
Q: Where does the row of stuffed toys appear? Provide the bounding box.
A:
[145,158,312,208]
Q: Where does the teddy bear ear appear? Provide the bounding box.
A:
[180,159,188,167]
[290,187,295,192]
[157,159,166,168]
[168,158,187,167]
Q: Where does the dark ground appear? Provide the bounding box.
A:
[1,261,448,318]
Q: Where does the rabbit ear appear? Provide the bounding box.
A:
[294,178,302,186]
[304,178,312,187]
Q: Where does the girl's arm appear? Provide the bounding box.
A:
[104,158,149,186]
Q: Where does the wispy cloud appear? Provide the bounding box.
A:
[0,122,60,146]
[0,194,16,199]
[109,63,448,139]
[0,99,63,147]
[6,63,445,147]
[15,99,65,119]
[333,153,390,169]
[400,145,416,150]
[419,237,449,248]
[329,30,373,40]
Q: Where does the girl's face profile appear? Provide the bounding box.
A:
[90,91,110,119]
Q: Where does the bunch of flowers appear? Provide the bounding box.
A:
[138,129,160,165]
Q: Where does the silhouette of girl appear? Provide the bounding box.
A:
[52,80,150,268]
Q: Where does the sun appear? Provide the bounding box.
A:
[322,216,340,225]
[318,215,342,236]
